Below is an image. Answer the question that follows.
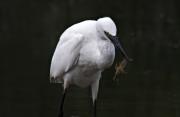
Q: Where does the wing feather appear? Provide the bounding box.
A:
[50,33,84,82]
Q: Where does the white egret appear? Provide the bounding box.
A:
[50,17,132,117]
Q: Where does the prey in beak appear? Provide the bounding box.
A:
[104,31,132,80]
[104,31,132,62]
[113,58,127,80]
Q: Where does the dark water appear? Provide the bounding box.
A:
[53,69,179,117]
[1,0,180,117]
[1,63,179,117]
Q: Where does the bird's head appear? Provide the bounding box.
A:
[97,17,117,36]
[96,17,132,62]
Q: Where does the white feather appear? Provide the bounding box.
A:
[50,17,117,102]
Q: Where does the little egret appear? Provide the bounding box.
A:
[50,17,132,117]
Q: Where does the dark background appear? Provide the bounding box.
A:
[0,0,180,117]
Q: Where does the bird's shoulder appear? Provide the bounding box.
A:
[59,20,97,44]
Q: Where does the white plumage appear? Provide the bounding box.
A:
[50,17,131,117]
[50,17,117,101]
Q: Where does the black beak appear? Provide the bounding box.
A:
[105,31,132,62]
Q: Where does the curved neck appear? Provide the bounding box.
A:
[96,22,107,39]
[96,40,115,69]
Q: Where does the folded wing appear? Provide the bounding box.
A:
[50,33,84,83]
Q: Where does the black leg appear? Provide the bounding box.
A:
[93,100,97,117]
[58,89,67,117]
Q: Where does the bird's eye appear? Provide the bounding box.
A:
[104,31,110,36]
[104,31,112,40]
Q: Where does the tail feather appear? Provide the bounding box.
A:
[50,76,56,83]
[49,75,63,83]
